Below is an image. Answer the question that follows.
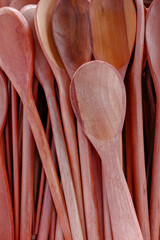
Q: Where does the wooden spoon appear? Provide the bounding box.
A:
[52,1,103,239]
[22,5,84,239]
[0,71,14,240]
[70,60,143,240]
[35,1,85,239]
[146,0,160,239]
[0,7,71,240]
[89,0,136,79]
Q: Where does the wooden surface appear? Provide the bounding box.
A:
[70,60,143,240]
[0,7,72,240]
[146,0,160,239]
[89,0,136,78]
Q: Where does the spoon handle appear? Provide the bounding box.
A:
[34,111,50,235]
[45,86,84,240]
[11,85,20,240]
[49,205,57,240]
[20,110,34,240]
[101,139,143,240]
[150,100,160,240]
[24,98,72,240]
[78,124,101,240]
[37,181,53,240]
[0,142,14,240]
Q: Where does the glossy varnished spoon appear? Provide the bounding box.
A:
[22,5,84,240]
[0,7,72,240]
[70,60,143,240]
[0,71,14,240]
[146,1,160,239]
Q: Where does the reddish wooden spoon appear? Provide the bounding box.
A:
[52,1,103,239]
[146,0,160,239]
[22,5,84,239]
[0,7,71,240]
[70,60,143,240]
[0,71,14,240]
[89,0,136,79]
[35,1,85,238]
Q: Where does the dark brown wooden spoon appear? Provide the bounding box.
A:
[0,70,14,240]
[146,0,160,239]
[70,60,143,240]
[0,7,72,240]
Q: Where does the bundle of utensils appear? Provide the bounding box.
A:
[0,0,159,239]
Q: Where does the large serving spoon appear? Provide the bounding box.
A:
[70,60,143,240]
[146,1,160,239]
[0,7,72,240]
[35,1,85,238]
[52,2,104,239]
[22,5,84,239]
[0,71,14,240]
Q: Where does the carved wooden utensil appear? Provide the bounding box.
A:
[0,7,72,240]
[52,1,104,239]
[89,0,136,79]
[10,0,39,10]
[0,71,14,240]
[35,1,85,239]
[146,0,160,239]
[70,60,144,240]
[22,5,84,240]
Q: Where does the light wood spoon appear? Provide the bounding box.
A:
[146,0,160,239]
[70,60,143,240]
[0,7,72,240]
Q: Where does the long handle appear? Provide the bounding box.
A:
[59,76,86,240]
[24,97,72,240]
[100,139,143,240]
[46,86,85,240]
[0,141,14,240]
[20,110,34,240]
[11,85,20,240]
[150,100,160,240]
[78,124,101,240]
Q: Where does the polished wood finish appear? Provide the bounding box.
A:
[146,0,160,239]
[70,60,143,240]
[89,0,136,78]
[0,71,14,240]
[0,7,71,240]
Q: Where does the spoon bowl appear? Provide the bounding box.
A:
[89,0,136,78]
[70,60,143,240]
[0,7,71,240]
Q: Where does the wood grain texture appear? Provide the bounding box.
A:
[146,0,160,239]
[0,71,14,240]
[70,60,143,240]
[89,0,136,78]
[124,1,150,240]
[0,7,72,240]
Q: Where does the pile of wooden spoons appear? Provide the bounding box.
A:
[0,0,159,239]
